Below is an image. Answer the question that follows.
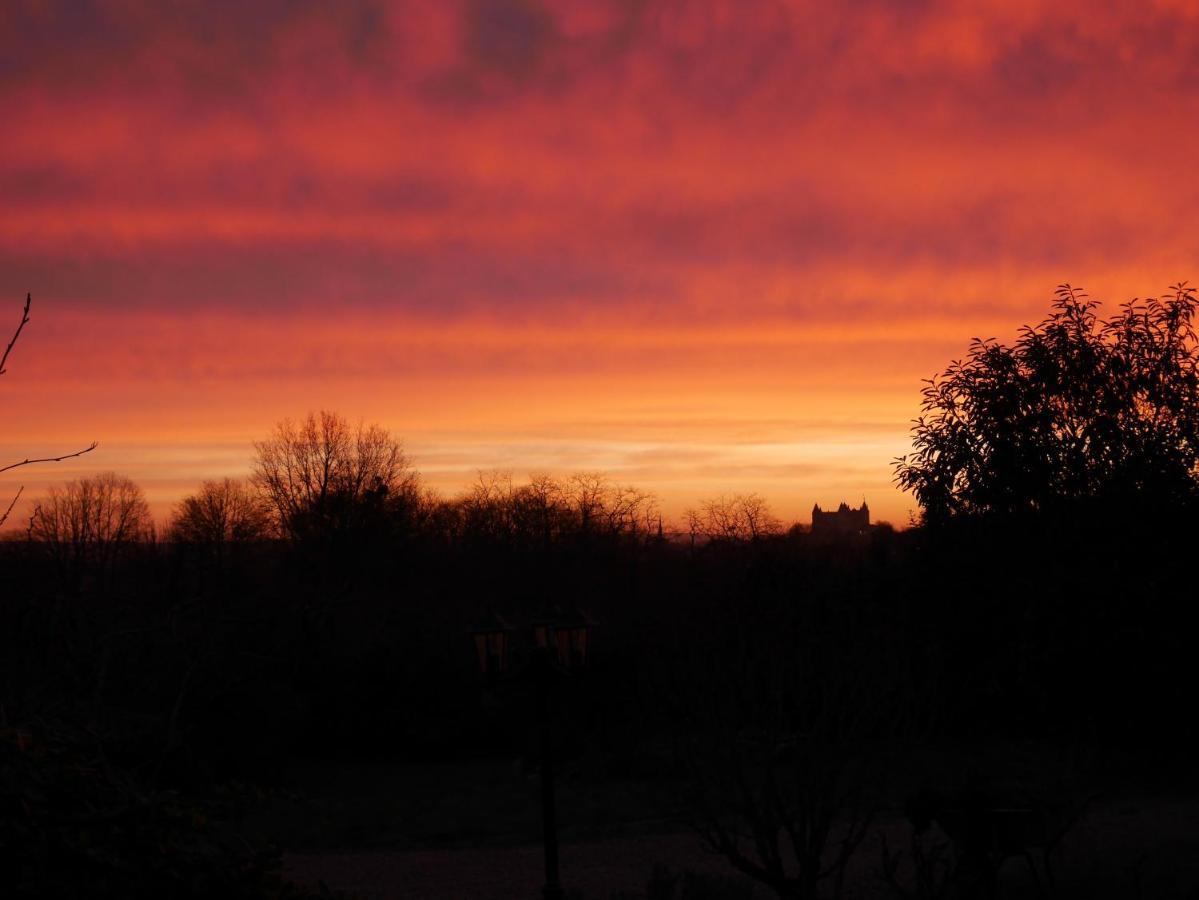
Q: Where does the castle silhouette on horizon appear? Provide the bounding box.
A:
[811,501,870,537]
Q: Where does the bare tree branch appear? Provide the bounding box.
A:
[0,485,22,529]
[0,292,31,376]
[2,294,100,528]
[1,441,99,476]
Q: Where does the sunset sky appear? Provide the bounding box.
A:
[3,0,1198,527]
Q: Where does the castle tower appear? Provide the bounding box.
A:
[811,500,871,538]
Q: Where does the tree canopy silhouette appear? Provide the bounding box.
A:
[894,283,1199,523]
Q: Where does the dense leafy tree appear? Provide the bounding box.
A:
[894,283,1199,522]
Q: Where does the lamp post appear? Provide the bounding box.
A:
[470,605,592,900]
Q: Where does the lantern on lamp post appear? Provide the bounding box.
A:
[530,604,593,671]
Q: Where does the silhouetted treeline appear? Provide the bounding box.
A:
[5,412,1198,898]
[3,462,1193,772]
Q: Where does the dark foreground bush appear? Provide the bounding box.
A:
[1,719,341,900]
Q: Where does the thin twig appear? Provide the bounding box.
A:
[0,441,98,475]
[0,293,31,376]
[0,485,22,528]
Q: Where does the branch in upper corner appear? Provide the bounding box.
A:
[1,294,98,528]
[0,485,23,529]
[0,293,31,377]
[0,441,99,476]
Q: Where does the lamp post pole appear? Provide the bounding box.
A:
[535,649,564,900]
[471,606,591,900]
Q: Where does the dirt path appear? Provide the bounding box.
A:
[285,793,1199,900]
[285,830,763,900]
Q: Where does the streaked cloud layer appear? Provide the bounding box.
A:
[3,0,1197,524]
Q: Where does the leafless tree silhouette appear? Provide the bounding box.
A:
[252,410,418,543]
[169,477,273,545]
[669,600,898,900]
[451,469,659,545]
[27,472,153,585]
[1,294,97,527]
[685,492,782,541]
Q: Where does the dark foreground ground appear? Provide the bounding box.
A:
[254,753,1199,900]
